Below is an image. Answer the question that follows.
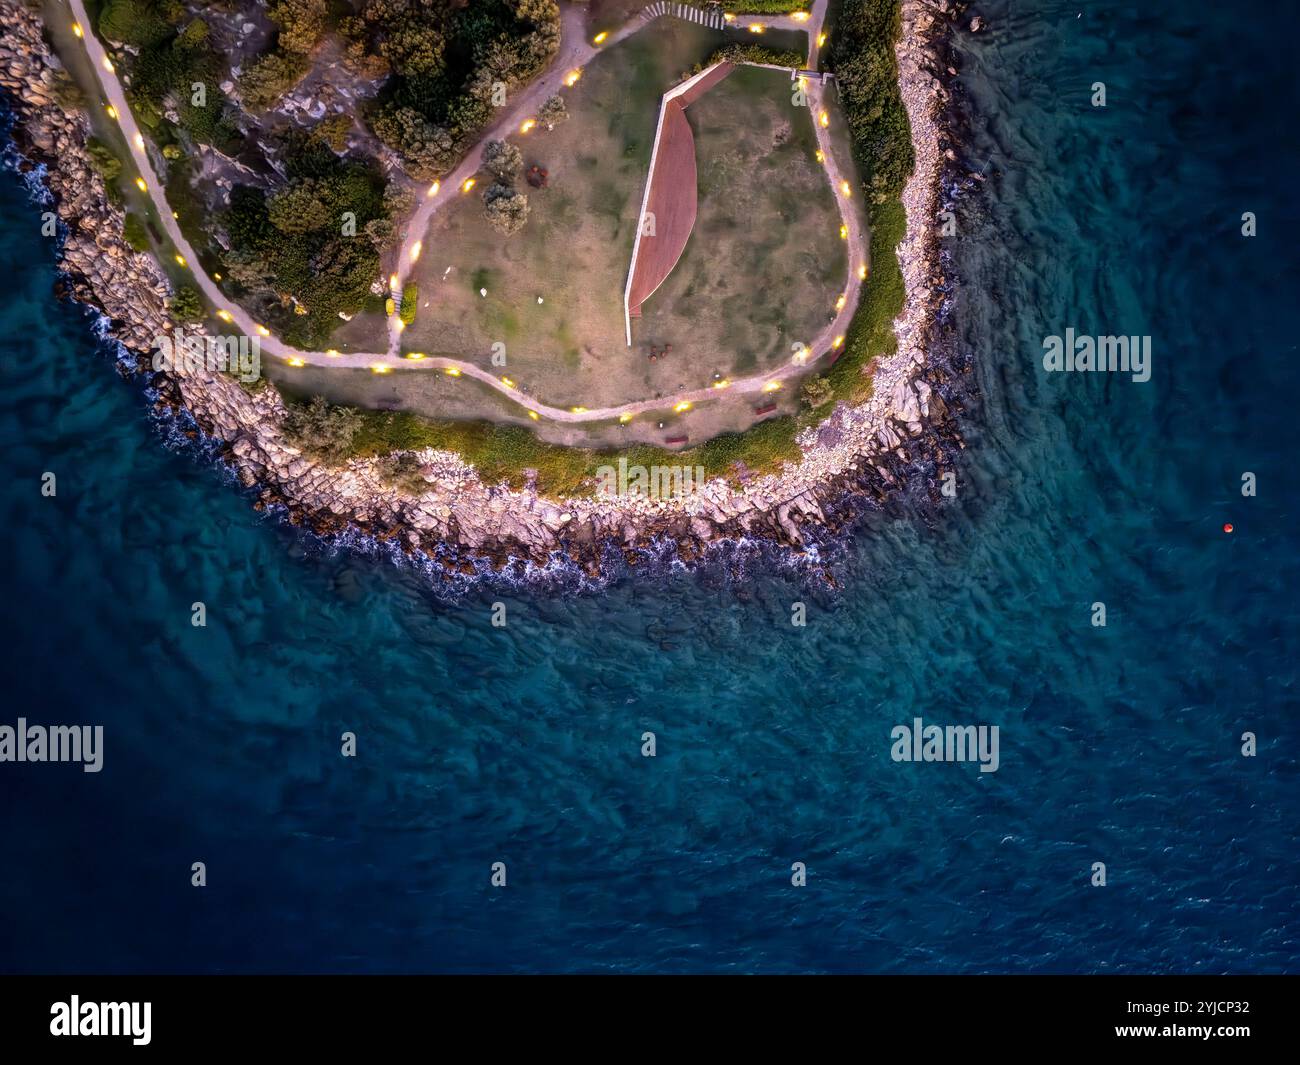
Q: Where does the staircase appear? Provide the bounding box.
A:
[641,2,728,31]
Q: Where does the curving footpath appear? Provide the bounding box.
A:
[67,0,867,428]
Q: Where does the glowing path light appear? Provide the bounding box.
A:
[673,401,692,413]
[762,381,782,392]
[528,411,540,421]
[462,177,476,193]
[426,181,440,198]
[286,357,305,367]
[443,367,461,376]
[216,310,233,323]
[520,118,536,134]
[564,69,582,87]
[840,179,852,198]
[133,133,145,150]
[105,104,118,120]
[593,32,608,45]
[370,364,391,375]
[410,240,422,263]
[72,22,83,38]
[819,111,829,128]
[134,177,147,192]
[255,324,270,337]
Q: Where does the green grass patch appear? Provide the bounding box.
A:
[824,197,904,403]
[348,410,596,497]
[720,1,810,13]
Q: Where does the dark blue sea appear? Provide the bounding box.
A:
[1,0,1297,973]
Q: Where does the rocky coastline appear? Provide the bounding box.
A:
[0,0,978,583]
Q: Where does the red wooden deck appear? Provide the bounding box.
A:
[626,63,735,319]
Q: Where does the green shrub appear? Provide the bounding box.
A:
[801,375,833,408]
[399,283,418,324]
[710,43,805,69]
[98,0,172,48]
[311,114,354,153]
[168,284,204,322]
[122,212,150,252]
[283,396,365,464]
[84,137,122,183]
[51,70,87,111]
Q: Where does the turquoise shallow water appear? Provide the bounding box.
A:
[0,0,1297,972]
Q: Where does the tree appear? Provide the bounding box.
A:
[482,184,529,235]
[538,94,568,131]
[267,0,328,55]
[481,140,522,182]
[382,183,415,218]
[372,105,457,179]
[311,114,354,153]
[363,217,395,249]
[380,24,446,77]
[282,396,364,464]
[239,51,310,111]
[267,180,334,234]
[168,284,204,322]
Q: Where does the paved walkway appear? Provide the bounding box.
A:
[67,0,867,428]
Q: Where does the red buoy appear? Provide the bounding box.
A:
[1223,523,1234,534]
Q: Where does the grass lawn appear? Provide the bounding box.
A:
[398,26,844,419]
[398,19,726,408]
[639,64,845,376]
